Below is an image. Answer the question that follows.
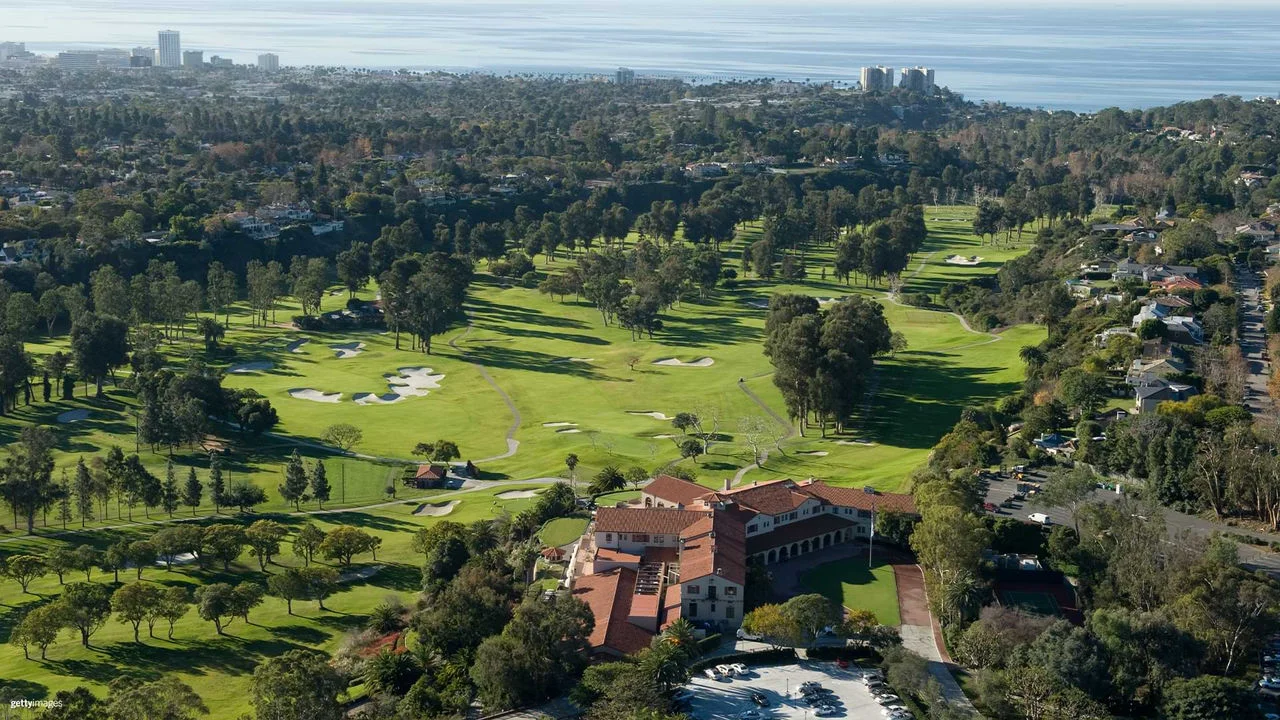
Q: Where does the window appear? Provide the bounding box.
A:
[605,533,613,543]
[726,604,735,619]
[687,585,700,595]
[726,587,737,596]
[747,523,757,533]
[711,603,717,615]
[632,533,650,543]
[688,602,698,618]
[858,510,872,519]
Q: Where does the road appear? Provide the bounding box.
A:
[982,470,1280,578]
[1234,264,1274,417]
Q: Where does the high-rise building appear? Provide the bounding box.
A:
[899,66,936,93]
[0,42,27,61]
[257,53,279,72]
[157,30,180,67]
[130,55,153,68]
[182,50,204,67]
[209,55,233,68]
[615,67,635,85]
[860,66,895,92]
[132,46,153,59]
[56,51,99,70]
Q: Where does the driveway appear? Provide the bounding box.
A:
[685,661,899,720]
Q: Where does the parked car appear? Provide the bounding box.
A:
[732,663,749,676]
[982,502,998,512]
[876,694,902,706]
[736,628,762,641]
[799,681,822,692]
[751,691,769,707]
[739,710,763,720]
[705,668,722,681]
[1028,512,1052,525]
[1260,677,1280,691]
[716,664,737,677]
[814,706,840,717]
[1000,496,1017,508]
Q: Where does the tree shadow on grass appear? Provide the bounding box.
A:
[0,679,49,702]
[312,613,365,633]
[656,314,757,349]
[361,562,420,592]
[459,346,605,379]
[466,296,591,330]
[266,624,329,644]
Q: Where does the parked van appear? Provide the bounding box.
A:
[1028,513,1052,525]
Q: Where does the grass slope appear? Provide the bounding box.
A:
[800,556,901,626]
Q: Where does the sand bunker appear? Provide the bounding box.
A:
[331,342,367,358]
[496,489,542,499]
[653,357,715,367]
[228,360,274,374]
[744,299,770,309]
[628,411,673,420]
[412,500,459,516]
[353,392,404,405]
[652,434,679,439]
[289,388,342,403]
[543,422,577,428]
[556,428,582,434]
[553,357,595,364]
[817,297,841,305]
[798,451,830,457]
[945,255,983,266]
[56,409,91,423]
[835,439,877,446]
[385,367,445,397]
[154,552,198,566]
[286,338,310,353]
[340,565,383,583]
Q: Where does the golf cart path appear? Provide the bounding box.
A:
[732,379,796,485]
[449,314,522,463]
[894,562,979,716]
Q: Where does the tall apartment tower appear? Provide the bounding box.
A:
[157,30,180,67]
[859,66,895,92]
[257,53,280,72]
[899,66,936,92]
[615,67,635,85]
[182,50,204,67]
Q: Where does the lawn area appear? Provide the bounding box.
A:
[538,515,590,548]
[800,556,901,626]
[0,482,550,715]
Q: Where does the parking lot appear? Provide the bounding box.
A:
[683,661,903,720]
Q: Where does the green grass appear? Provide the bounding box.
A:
[538,515,590,548]
[800,556,901,626]
[998,590,1062,617]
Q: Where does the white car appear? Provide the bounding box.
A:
[731,663,749,676]
[1260,677,1280,690]
[814,706,840,717]
[705,668,722,681]
[876,694,901,705]
[736,628,763,641]
[716,664,737,677]
[739,711,763,720]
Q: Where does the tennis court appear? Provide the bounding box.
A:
[999,590,1062,617]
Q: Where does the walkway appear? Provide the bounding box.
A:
[893,562,979,716]
[449,315,522,463]
[732,378,795,485]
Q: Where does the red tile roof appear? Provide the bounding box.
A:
[571,568,656,656]
[721,478,816,515]
[745,513,854,554]
[798,480,917,514]
[644,474,710,507]
[594,507,709,535]
[678,510,748,586]
[414,464,447,480]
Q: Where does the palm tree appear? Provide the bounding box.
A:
[1019,345,1046,369]
[198,317,225,352]
[640,642,690,693]
[661,617,700,660]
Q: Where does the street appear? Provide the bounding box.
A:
[1234,263,1274,417]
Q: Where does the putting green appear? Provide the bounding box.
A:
[800,556,901,626]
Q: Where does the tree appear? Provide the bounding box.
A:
[225,481,268,512]
[69,312,130,396]
[245,519,288,570]
[181,466,202,515]
[194,583,238,635]
[73,457,94,526]
[279,450,309,510]
[160,460,180,517]
[1,426,57,534]
[72,544,98,582]
[156,586,190,639]
[231,582,265,624]
[741,603,802,648]
[1160,676,1253,720]
[153,525,200,570]
[301,566,340,611]
[47,546,76,584]
[471,593,594,709]
[268,568,308,614]
[251,649,346,720]
[0,334,33,415]
[321,423,363,453]
[1041,465,1099,533]
[105,676,208,720]
[3,554,46,593]
[202,524,246,571]
[363,648,423,697]
[413,439,460,463]
[1171,563,1280,674]
[564,453,579,483]
[781,593,842,646]
[12,603,62,660]
[310,459,331,508]
[293,523,326,566]
[102,540,129,583]
[1057,368,1109,417]
[319,525,381,565]
[207,452,225,513]
[127,540,157,579]
[588,465,625,495]
[679,438,704,463]
[113,582,162,642]
[59,581,114,646]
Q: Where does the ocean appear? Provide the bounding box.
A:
[10,0,1280,111]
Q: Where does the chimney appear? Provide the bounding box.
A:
[723,478,731,491]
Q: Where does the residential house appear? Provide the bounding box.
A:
[1236,221,1278,245]
[1134,380,1198,413]
[1065,279,1096,298]
[1122,229,1161,244]
[1095,326,1138,347]
[1163,316,1204,344]
[1125,356,1188,388]
[405,464,449,489]
[1156,276,1203,292]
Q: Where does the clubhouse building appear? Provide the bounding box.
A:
[570,475,916,656]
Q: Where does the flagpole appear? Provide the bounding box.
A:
[868,502,875,568]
